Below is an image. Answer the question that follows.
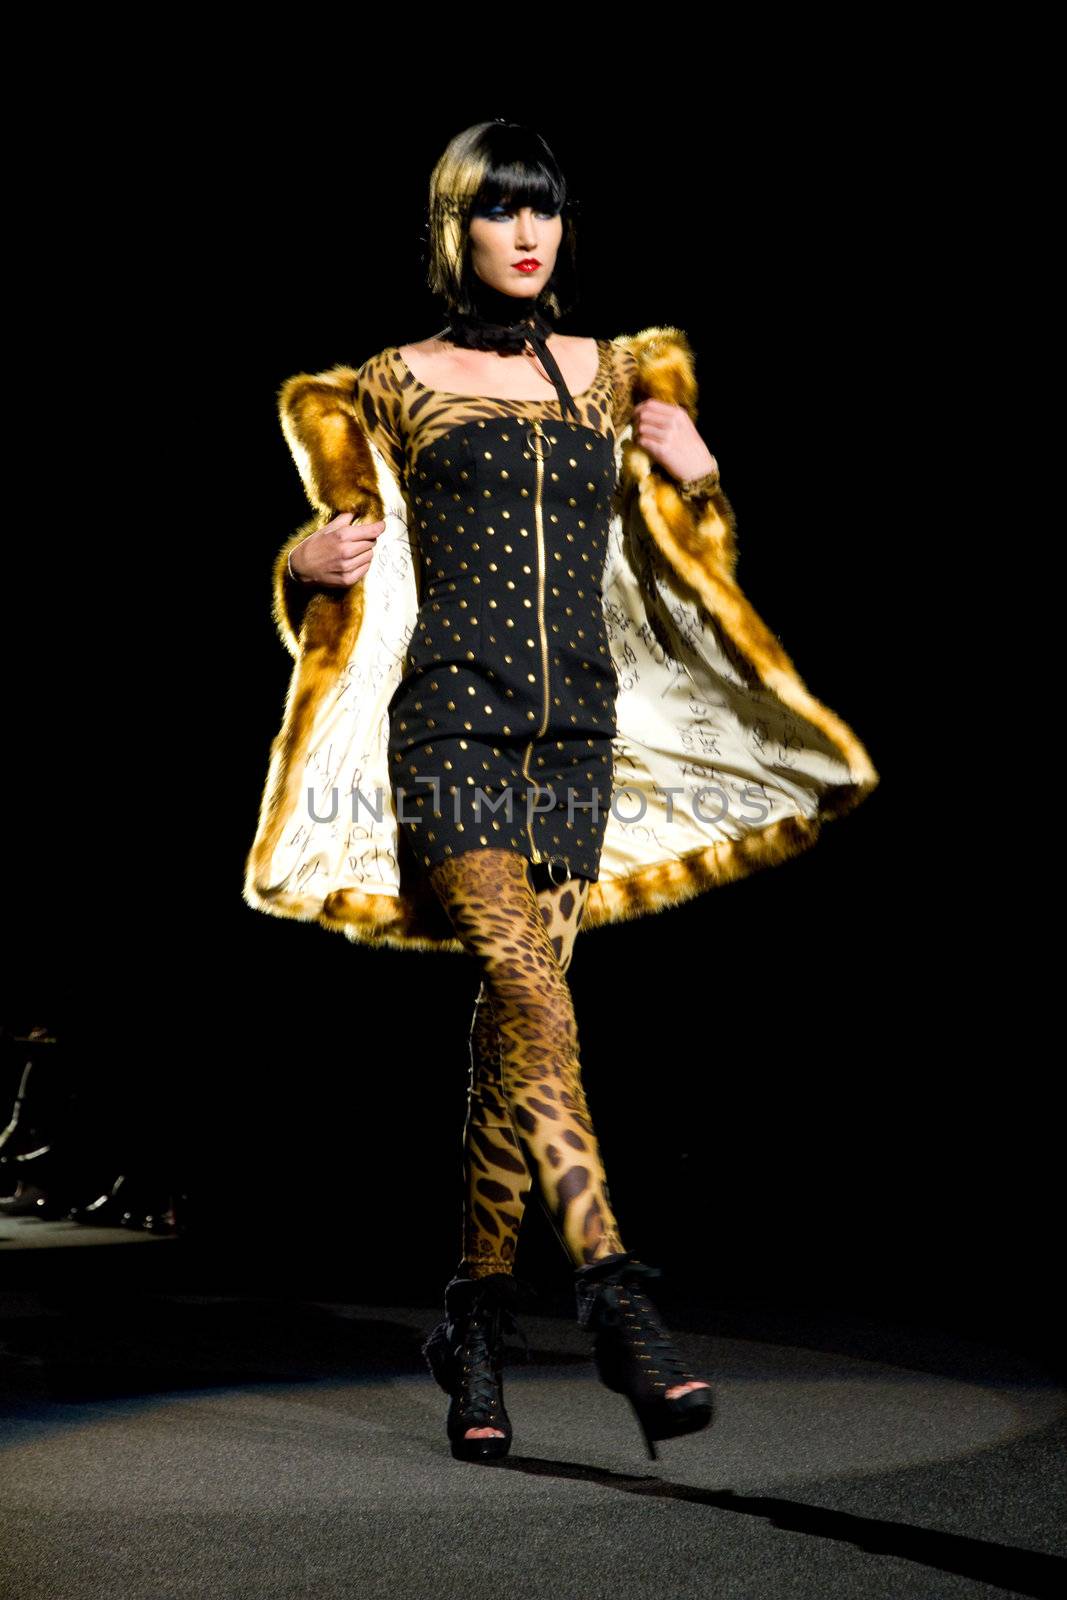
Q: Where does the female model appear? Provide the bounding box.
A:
[247,118,879,1462]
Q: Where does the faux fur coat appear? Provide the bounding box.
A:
[243,325,880,953]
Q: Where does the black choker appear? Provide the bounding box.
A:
[436,284,580,422]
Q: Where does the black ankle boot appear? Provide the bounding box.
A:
[574,1251,714,1461]
[421,1271,536,1462]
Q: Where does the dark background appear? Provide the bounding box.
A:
[7,80,1051,1361]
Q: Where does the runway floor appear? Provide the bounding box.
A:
[0,1220,1064,1599]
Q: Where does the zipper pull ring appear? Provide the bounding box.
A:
[526,424,552,459]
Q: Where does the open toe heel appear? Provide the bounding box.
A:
[421,1270,536,1462]
[574,1251,714,1461]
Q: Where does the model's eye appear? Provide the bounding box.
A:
[486,207,558,221]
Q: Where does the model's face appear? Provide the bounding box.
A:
[467,198,563,300]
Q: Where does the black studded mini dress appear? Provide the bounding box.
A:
[353,338,639,888]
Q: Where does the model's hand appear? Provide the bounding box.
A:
[633,399,718,484]
[290,512,385,587]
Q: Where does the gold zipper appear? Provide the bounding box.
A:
[522,423,551,863]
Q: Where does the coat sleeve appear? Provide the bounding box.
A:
[272,512,333,659]
[645,460,739,582]
[269,363,385,658]
[666,337,740,577]
[675,466,738,579]
[615,330,740,581]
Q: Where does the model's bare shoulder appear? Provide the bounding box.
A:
[545,332,598,367]
[547,334,602,392]
[554,332,597,354]
[398,335,449,359]
[395,335,453,378]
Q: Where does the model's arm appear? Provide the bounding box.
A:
[272,512,385,658]
[272,515,318,654]
[632,395,738,577]
[271,358,406,653]
[615,346,721,508]
[288,512,384,586]
[633,396,718,488]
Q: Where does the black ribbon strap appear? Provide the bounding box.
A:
[524,327,581,423]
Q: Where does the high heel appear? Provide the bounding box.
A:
[421,1270,536,1462]
[574,1251,714,1461]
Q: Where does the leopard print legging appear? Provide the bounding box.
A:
[426,847,627,1277]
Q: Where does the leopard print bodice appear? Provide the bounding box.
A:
[353,337,638,484]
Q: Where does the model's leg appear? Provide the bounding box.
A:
[460,874,591,1280]
[428,847,626,1270]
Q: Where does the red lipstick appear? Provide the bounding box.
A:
[512,259,541,273]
